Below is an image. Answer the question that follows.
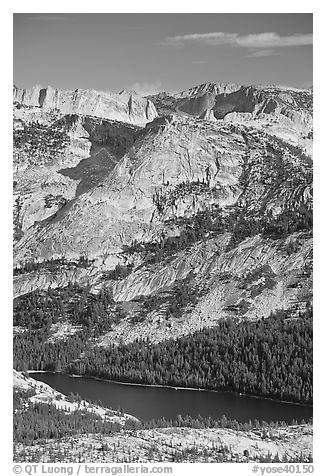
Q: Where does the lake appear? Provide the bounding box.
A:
[30,372,312,423]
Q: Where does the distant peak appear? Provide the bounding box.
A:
[175,82,241,98]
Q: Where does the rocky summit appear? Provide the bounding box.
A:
[13,82,313,344]
[14,84,157,125]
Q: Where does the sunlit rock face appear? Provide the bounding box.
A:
[13,108,141,245]
[174,82,312,119]
[14,115,249,263]
[13,82,313,343]
[13,85,158,126]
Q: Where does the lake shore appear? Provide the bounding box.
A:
[29,370,313,409]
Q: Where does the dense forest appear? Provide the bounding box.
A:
[65,306,312,404]
[13,121,69,155]
[13,283,125,371]
[14,280,312,403]
[14,283,117,331]
[14,329,86,372]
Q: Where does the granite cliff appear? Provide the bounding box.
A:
[13,82,313,344]
[14,84,157,125]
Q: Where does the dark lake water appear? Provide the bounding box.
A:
[30,372,312,423]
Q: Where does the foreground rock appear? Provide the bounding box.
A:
[14,424,312,463]
[13,374,312,463]
[13,370,137,424]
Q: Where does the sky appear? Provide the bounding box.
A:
[13,13,313,94]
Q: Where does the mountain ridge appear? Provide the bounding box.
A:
[13,84,157,125]
[13,80,313,345]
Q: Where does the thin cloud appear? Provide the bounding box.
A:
[30,15,70,21]
[165,32,313,48]
[237,33,313,48]
[125,81,162,96]
[164,32,237,46]
[244,49,281,58]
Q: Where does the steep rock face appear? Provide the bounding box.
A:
[146,83,313,156]
[14,112,312,320]
[57,115,141,196]
[95,232,312,345]
[14,115,249,263]
[13,82,313,346]
[13,115,85,238]
[178,91,217,117]
[175,82,241,98]
[146,92,180,116]
[223,112,312,154]
[13,85,158,126]
[175,83,312,115]
[199,108,217,122]
[13,112,140,241]
[13,267,98,299]
[13,114,312,262]
[13,84,44,106]
[280,107,313,132]
[161,83,313,142]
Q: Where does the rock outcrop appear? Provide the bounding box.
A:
[13,370,137,423]
[175,82,241,98]
[14,115,248,263]
[148,83,313,143]
[13,81,313,344]
[174,82,312,117]
[199,108,217,122]
[13,113,141,239]
[13,85,158,125]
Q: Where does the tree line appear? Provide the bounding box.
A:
[13,284,312,404]
[14,256,95,276]
[14,388,312,446]
[123,202,312,268]
[13,390,121,444]
[13,283,124,371]
[66,307,312,404]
